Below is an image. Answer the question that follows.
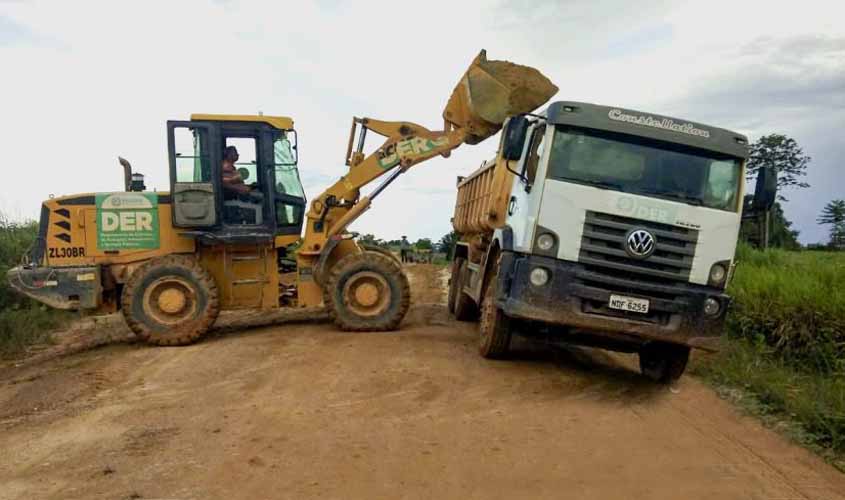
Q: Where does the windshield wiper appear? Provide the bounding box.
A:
[638,188,704,206]
[585,180,626,192]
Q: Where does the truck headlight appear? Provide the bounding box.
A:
[708,261,730,286]
[703,297,721,316]
[529,267,550,287]
[536,233,555,252]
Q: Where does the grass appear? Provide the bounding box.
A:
[0,213,65,357]
[693,244,845,469]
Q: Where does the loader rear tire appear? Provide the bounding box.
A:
[121,255,219,346]
[453,259,478,321]
[324,252,410,331]
[478,265,511,359]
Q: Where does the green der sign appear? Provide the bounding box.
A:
[95,192,160,250]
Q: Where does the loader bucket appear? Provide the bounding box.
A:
[443,50,558,145]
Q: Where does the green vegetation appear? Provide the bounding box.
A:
[693,244,845,467]
[0,213,64,357]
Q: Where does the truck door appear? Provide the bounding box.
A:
[506,122,547,252]
[168,121,219,228]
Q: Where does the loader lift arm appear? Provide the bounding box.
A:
[300,50,558,255]
[294,50,557,309]
[301,118,467,251]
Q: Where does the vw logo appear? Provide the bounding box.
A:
[626,229,656,258]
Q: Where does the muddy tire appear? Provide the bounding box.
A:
[453,259,478,321]
[121,255,219,346]
[639,342,690,383]
[447,257,463,314]
[324,252,411,331]
[478,266,511,359]
[360,244,401,267]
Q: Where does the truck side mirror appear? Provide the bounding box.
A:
[753,165,777,211]
[501,115,529,161]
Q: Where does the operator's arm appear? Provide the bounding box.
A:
[222,167,251,194]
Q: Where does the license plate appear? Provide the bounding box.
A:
[608,294,650,314]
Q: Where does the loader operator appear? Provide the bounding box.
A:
[222,146,250,198]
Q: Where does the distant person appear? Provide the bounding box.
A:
[400,236,411,263]
[222,146,250,197]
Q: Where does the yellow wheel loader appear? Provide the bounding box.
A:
[7,51,556,346]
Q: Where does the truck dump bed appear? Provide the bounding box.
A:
[453,158,513,235]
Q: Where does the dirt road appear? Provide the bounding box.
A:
[1,264,843,500]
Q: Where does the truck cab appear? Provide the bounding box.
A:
[451,101,763,382]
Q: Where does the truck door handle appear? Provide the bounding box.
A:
[508,196,517,216]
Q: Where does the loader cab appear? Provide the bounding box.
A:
[167,114,306,244]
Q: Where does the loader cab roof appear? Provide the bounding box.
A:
[543,101,749,159]
[190,113,294,130]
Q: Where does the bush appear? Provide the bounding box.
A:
[695,244,845,464]
[0,213,64,356]
[729,244,845,374]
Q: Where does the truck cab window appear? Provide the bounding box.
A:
[548,126,741,212]
[174,127,210,182]
[524,124,546,185]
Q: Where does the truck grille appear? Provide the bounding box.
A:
[574,211,699,324]
[579,211,697,283]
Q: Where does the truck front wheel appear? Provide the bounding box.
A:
[639,342,690,383]
[478,267,511,359]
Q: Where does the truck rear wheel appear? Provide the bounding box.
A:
[478,267,511,359]
[447,257,463,314]
[324,252,410,331]
[121,255,220,346]
[453,259,478,321]
[639,342,690,383]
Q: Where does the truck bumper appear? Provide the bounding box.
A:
[497,252,728,351]
[6,265,101,310]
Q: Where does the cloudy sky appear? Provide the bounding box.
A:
[1,0,842,243]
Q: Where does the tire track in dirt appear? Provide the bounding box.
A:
[0,263,842,500]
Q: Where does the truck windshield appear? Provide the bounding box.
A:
[547,126,742,211]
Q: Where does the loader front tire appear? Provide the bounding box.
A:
[324,252,410,331]
[121,255,219,346]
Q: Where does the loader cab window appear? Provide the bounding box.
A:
[222,136,265,226]
[273,133,305,228]
[225,137,259,189]
[174,127,211,182]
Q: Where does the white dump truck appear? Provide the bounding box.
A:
[448,101,776,382]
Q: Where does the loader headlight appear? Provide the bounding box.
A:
[536,233,556,252]
[529,267,550,287]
